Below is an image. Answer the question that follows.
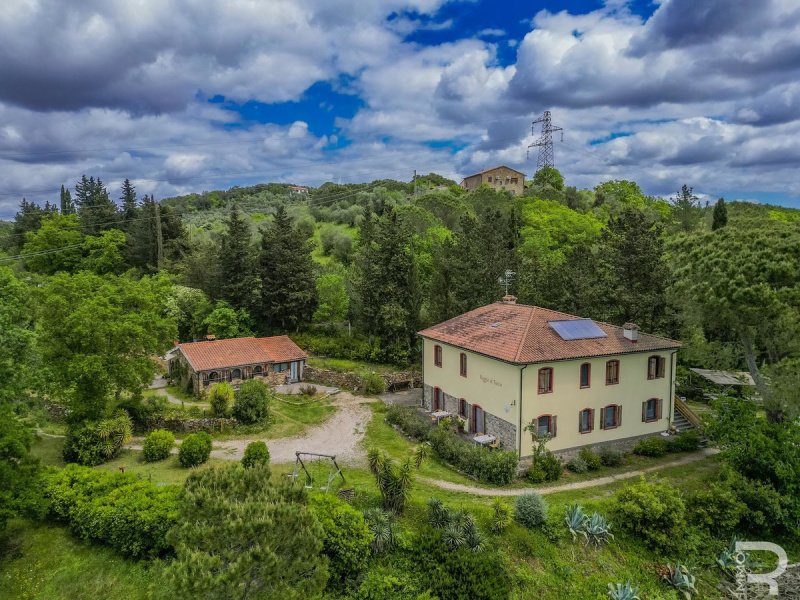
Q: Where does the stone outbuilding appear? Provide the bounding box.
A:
[169,335,307,395]
[460,165,526,196]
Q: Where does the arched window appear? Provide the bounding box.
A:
[600,404,621,429]
[460,353,467,377]
[580,363,591,388]
[254,365,263,374]
[647,355,666,379]
[231,368,242,379]
[538,367,553,394]
[208,371,219,381]
[579,408,594,433]
[642,398,662,422]
[605,360,620,385]
[536,414,557,437]
[434,345,443,368]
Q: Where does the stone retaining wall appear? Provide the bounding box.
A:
[143,416,238,434]
[305,366,422,392]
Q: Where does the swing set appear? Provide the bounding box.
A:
[287,451,345,493]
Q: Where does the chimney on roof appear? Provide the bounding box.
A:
[501,294,517,304]
[622,323,639,342]
[206,334,216,341]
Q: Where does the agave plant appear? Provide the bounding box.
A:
[565,504,588,540]
[607,582,640,600]
[363,508,398,554]
[583,512,614,547]
[662,564,697,599]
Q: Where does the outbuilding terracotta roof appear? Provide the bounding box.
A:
[177,335,307,371]
[418,302,680,364]
[462,165,526,179]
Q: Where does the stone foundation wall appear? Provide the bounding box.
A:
[306,366,422,392]
[144,416,238,434]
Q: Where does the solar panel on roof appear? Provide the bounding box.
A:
[548,319,608,341]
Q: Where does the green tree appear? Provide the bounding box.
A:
[74,175,119,235]
[22,213,85,274]
[313,272,350,325]
[60,184,75,215]
[36,272,176,422]
[233,379,272,424]
[164,463,328,599]
[81,228,127,274]
[0,407,44,531]
[671,184,702,232]
[220,204,258,311]
[0,267,38,405]
[208,382,235,417]
[258,205,317,331]
[204,301,252,339]
[166,285,214,342]
[532,166,564,191]
[671,223,800,421]
[712,197,728,230]
[11,198,50,249]
[595,207,669,330]
[120,178,138,222]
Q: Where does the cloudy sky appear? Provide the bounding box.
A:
[1,0,800,218]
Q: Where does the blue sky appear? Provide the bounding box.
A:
[1,0,800,217]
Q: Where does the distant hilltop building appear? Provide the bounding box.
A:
[460,166,525,196]
[288,185,310,194]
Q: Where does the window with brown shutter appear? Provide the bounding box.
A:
[460,353,467,377]
[648,356,666,379]
[536,414,556,437]
[538,367,553,394]
[580,363,591,388]
[434,345,442,367]
[606,360,620,385]
[459,398,467,417]
[642,398,661,422]
[601,404,621,429]
[579,408,593,433]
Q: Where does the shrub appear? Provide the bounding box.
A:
[567,456,588,473]
[633,437,668,457]
[117,394,166,428]
[666,430,702,452]
[598,447,624,467]
[526,465,546,483]
[368,448,417,514]
[355,568,433,600]
[310,495,372,586]
[579,447,602,470]
[142,429,175,462]
[611,478,686,553]
[62,413,132,466]
[363,508,398,554]
[241,441,270,468]
[299,384,318,396]
[362,372,386,394]
[44,464,179,559]
[490,499,512,533]
[178,432,212,467]
[539,452,563,481]
[514,492,548,529]
[208,382,234,417]
[428,427,518,485]
[685,481,746,535]
[417,530,512,600]
[385,405,431,441]
[233,379,271,424]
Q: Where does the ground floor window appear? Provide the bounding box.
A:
[458,398,467,417]
[254,365,263,374]
[601,404,621,429]
[471,404,485,434]
[579,408,594,433]
[536,414,557,437]
[643,398,661,422]
[433,387,443,411]
[231,368,242,379]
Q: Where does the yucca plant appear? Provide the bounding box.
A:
[490,499,513,533]
[662,564,697,598]
[565,504,588,540]
[462,514,485,552]
[363,507,397,554]
[607,582,640,600]
[583,512,614,547]
[367,447,414,514]
[414,441,431,468]
[427,497,451,529]
[442,521,467,551]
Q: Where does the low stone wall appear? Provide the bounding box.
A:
[383,371,422,390]
[143,416,238,434]
[304,366,362,390]
[43,401,68,422]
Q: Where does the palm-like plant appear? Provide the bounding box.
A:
[367,448,415,514]
[490,499,512,533]
[663,564,697,599]
[413,442,431,468]
[427,498,450,529]
[583,512,614,547]
[363,508,397,554]
[565,504,588,540]
[607,582,640,600]
[442,521,467,551]
[462,514,485,552]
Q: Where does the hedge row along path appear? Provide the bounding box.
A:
[419,447,720,497]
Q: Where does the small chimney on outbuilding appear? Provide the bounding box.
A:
[622,323,639,342]
[206,334,217,341]
[501,295,517,304]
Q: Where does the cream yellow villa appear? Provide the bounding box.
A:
[417,297,682,457]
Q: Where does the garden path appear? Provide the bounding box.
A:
[419,448,720,497]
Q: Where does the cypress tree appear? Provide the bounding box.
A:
[60,185,74,215]
[74,175,118,234]
[120,179,138,222]
[257,205,317,331]
[219,205,258,311]
[712,197,728,230]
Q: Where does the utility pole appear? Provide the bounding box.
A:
[527,110,564,170]
[413,169,417,196]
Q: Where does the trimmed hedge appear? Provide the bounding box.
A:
[633,436,668,457]
[428,427,518,485]
[241,441,270,468]
[666,430,702,452]
[178,432,212,467]
[142,429,175,462]
[385,405,432,441]
[44,464,179,559]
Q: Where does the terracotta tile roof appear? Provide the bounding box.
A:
[177,335,307,372]
[463,165,526,179]
[418,302,680,364]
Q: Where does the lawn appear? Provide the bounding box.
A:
[0,521,155,600]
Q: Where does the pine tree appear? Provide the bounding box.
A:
[258,205,317,331]
[220,204,258,312]
[120,179,138,222]
[11,199,46,249]
[712,197,728,230]
[74,175,118,234]
[59,185,74,215]
[672,184,702,232]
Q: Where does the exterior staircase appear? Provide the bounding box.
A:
[673,396,703,433]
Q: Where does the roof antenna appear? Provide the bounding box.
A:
[500,269,516,302]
